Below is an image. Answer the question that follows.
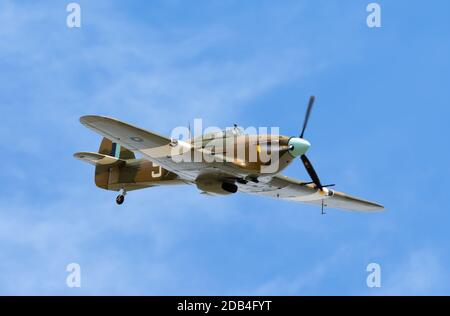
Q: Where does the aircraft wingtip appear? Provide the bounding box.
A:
[368,203,385,212]
[80,115,101,124]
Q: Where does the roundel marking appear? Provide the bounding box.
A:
[130,136,144,143]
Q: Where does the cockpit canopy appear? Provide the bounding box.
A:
[193,126,245,142]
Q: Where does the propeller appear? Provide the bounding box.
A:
[300,96,315,138]
[300,154,323,190]
[288,95,325,191]
[301,96,321,189]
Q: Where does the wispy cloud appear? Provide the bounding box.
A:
[378,248,449,295]
[0,182,245,294]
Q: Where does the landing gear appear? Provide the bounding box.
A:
[116,195,125,205]
[116,188,126,205]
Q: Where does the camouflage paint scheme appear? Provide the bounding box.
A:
[74,115,384,212]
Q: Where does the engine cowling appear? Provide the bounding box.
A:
[196,178,238,195]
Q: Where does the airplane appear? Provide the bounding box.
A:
[74,96,384,212]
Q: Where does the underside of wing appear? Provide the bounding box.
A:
[239,174,384,212]
[301,190,384,212]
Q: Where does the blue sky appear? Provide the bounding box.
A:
[1,0,450,295]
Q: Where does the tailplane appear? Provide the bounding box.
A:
[73,152,125,167]
[74,137,136,190]
[74,137,181,196]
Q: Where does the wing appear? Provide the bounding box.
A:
[238,174,384,212]
[80,115,225,181]
[80,115,171,151]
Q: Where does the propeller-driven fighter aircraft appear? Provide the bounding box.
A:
[74,97,383,212]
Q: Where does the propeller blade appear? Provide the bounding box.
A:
[300,154,323,190]
[300,96,315,138]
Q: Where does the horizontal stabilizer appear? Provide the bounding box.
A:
[73,152,125,167]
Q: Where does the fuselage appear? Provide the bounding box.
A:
[94,134,301,192]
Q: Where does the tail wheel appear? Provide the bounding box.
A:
[116,194,125,205]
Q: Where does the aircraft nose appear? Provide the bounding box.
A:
[288,137,311,157]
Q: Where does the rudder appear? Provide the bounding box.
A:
[95,138,135,190]
[98,138,135,159]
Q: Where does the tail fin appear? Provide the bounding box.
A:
[75,137,179,192]
[95,138,136,189]
[73,138,135,190]
[98,138,135,160]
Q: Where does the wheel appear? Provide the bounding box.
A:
[116,194,125,205]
